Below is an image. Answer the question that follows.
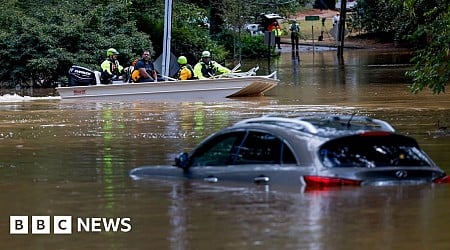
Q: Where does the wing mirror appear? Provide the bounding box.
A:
[175,152,189,169]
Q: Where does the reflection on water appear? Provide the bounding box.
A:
[1,49,450,249]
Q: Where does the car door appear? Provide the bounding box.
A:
[185,130,246,182]
[187,130,305,186]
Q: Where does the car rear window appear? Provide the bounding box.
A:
[318,133,433,168]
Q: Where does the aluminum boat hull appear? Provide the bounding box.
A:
[56,74,278,101]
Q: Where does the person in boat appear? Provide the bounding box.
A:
[131,50,158,82]
[176,56,196,80]
[193,51,230,80]
[100,48,127,84]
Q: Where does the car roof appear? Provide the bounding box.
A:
[232,114,396,139]
[261,13,283,19]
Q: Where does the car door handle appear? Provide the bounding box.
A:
[203,176,218,183]
[254,176,270,185]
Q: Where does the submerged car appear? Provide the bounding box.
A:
[130,115,449,188]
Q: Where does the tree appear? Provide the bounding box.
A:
[349,0,408,42]
[404,3,450,94]
[0,0,151,87]
[349,0,449,94]
[130,0,228,63]
[0,0,284,88]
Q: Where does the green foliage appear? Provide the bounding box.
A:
[406,5,450,94]
[239,34,272,58]
[277,0,308,18]
[0,0,297,88]
[349,0,406,41]
[350,0,450,94]
[0,0,151,87]
[219,31,270,59]
[132,0,227,64]
[351,0,448,43]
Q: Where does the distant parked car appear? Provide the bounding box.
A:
[335,0,357,11]
[258,13,283,31]
[244,23,264,36]
[130,114,450,189]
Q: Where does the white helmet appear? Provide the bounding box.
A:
[201,51,211,58]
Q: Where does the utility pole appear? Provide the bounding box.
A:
[337,0,347,56]
[162,0,173,78]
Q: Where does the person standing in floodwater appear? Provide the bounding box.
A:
[289,20,300,50]
[333,13,340,26]
[273,23,283,49]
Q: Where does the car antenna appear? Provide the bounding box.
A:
[346,113,357,128]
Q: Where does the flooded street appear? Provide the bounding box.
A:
[1,49,450,249]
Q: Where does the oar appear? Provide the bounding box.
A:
[159,75,178,81]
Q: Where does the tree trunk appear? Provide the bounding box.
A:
[209,0,224,36]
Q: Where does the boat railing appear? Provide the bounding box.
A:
[94,71,102,85]
[218,66,259,78]
[219,67,277,80]
[266,71,277,79]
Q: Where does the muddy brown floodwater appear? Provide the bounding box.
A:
[1,48,449,250]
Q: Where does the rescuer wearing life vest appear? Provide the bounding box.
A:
[100,48,127,84]
[176,56,196,80]
[193,51,230,79]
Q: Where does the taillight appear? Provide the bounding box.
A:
[303,175,362,187]
[433,175,450,183]
[360,131,392,136]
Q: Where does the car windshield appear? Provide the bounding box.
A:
[318,134,433,168]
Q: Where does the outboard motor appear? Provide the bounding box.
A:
[68,65,98,86]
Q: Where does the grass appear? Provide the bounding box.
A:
[279,18,336,40]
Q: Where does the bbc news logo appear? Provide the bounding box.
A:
[10,216,132,234]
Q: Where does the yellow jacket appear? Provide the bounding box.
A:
[101,59,124,76]
[273,28,283,37]
[193,60,230,79]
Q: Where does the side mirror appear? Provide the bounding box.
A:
[175,152,189,169]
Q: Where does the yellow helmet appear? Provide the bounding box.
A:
[107,48,119,57]
[177,56,187,65]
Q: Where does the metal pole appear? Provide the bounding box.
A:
[162,0,173,78]
[337,0,347,56]
[267,31,272,72]
[312,24,315,54]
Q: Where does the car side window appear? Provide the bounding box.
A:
[190,132,246,166]
[231,131,296,165]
